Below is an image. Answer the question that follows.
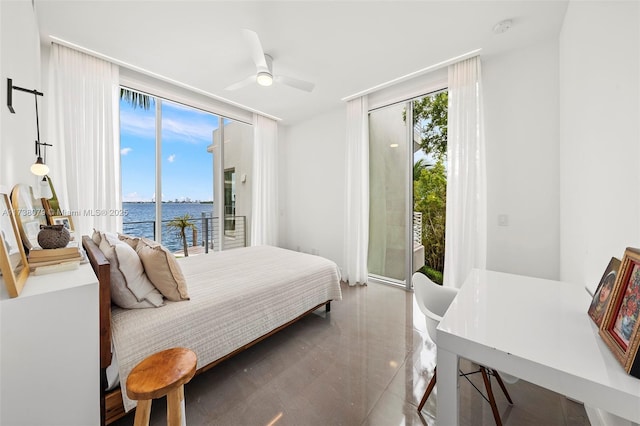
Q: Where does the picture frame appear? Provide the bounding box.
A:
[588,257,621,327]
[51,215,74,232]
[0,193,30,298]
[599,247,640,377]
[10,183,48,250]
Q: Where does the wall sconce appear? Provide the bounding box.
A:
[7,78,52,176]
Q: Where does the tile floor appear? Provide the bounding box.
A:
[111,281,590,426]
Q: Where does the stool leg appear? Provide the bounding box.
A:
[167,385,186,426]
[133,400,152,426]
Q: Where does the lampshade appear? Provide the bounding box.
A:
[30,157,49,176]
[39,177,53,199]
[256,71,273,87]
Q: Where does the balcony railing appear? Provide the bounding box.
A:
[413,211,422,244]
[123,214,247,254]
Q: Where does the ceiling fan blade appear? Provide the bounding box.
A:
[224,75,255,91]
[242,29,268,71]
[275,75,315,92]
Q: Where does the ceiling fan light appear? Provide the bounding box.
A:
[256,71,273,87]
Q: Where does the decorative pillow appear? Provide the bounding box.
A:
[91,229,102,246]
[136,238,189,302]
[118,233,140,250]
[99,233,164,309]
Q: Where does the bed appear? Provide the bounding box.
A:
[82,236,342,425]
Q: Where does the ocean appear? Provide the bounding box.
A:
[122,202,215,252]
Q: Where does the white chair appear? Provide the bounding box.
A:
[413,272,513,426]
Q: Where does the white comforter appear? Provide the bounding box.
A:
[111,245,342,411]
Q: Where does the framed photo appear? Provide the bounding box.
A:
[51,215,74,232]
[600,248,640,375]
[0,193,30,297]
[588,257,621,327]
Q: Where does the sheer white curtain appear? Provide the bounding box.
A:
[48,43,121,236]
[443,56,487,288]
[343,96,369,285]
[251,114,279,246]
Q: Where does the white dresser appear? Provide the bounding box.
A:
[0,263,100,425]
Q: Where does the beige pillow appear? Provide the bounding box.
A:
[118,233,140,250]
[91,229,102,246]
[99,234,164,309]
[136,238,189,302]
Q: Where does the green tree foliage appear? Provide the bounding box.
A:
[166,214,196,257]
[412,90,448,277]
[413,158,431,182]
[414,160,447,273]
[413,91,448,160]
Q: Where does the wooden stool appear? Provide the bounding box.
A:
[126,347,197,426]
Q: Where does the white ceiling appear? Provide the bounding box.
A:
[34,0,568,125]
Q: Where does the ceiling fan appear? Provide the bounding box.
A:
[225,29,315,93]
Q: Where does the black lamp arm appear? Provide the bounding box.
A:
[7,78,43,114]
[35,141,53,156]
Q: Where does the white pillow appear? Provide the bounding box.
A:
[99,233,163,309]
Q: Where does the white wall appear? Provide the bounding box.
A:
[483,39,560,280]
[559,1,640,287]
[279,107,346,269]
[0,0,43,191]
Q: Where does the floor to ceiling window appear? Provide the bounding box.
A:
[368,89,448,288]
[120,88,253,253]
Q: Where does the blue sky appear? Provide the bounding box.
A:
[120,98,220,202]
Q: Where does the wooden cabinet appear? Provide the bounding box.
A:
[0,264,100,425]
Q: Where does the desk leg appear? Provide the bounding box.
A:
[437,347,459,426]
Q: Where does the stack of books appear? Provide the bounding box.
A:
[28,243,84,270]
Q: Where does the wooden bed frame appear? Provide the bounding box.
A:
[82,236,332,425]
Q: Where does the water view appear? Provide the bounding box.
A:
[123,202,215,252]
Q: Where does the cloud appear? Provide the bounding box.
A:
[120,100,219,145]
[167,154,176,163]
[120,110,155,137]
[121,147,133,155]
[162,118,215,144]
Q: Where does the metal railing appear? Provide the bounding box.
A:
[123,214,247,253]
[413,211,422,244]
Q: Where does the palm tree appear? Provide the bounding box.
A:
[413,158,433,181]
[167,214,196,257]
[120,87,152,110]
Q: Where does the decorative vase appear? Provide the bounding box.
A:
[37,225,70,249]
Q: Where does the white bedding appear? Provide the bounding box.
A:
[110,245,342,411]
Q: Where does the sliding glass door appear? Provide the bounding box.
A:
[368,102,413,288]
[368,90,448,289]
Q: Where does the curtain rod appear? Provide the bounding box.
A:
[48,36,281,122]
[341,48,482,102]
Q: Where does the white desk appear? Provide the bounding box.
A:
[436,269,640,425]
